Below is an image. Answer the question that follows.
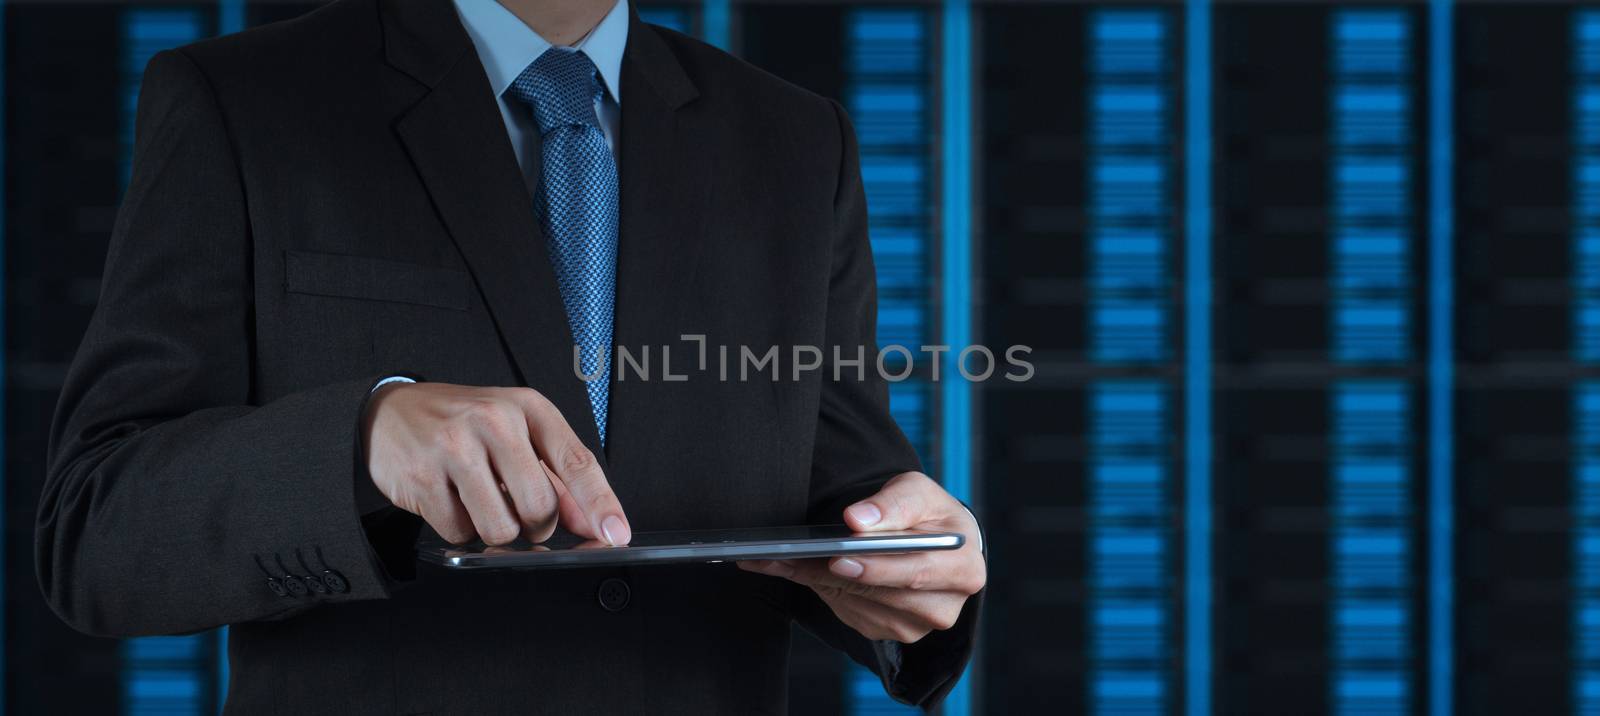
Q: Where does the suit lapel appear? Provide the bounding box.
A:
[604,12,713,469]
[380,0,606,457]
[378,2,708,465]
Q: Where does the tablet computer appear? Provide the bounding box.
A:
[416,525,964,570]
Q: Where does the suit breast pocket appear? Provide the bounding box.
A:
[284,250,469,311]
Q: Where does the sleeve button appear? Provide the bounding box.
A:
[322,570,349,594]
[266,578,288,597]
[283,575,308,597]
[304,574,328,594]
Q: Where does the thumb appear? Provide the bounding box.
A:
[540,460,597,540]
[844,472,937,532]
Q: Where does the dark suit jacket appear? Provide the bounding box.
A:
[35,0,979,713]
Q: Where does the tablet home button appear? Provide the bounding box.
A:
[597,577,631,612]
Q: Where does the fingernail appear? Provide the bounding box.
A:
[831,558,864,578]
[601,515,630,546]
[847,503,882,527]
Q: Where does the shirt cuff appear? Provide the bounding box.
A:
[371,375,417,393]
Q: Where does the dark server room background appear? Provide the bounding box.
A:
[2,0,1593,714]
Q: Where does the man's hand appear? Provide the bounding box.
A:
[738,472,984,643]
[362,382,631,546]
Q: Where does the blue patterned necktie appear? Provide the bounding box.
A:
[508,49,618,444]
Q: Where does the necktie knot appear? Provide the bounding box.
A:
[509,49,604,136]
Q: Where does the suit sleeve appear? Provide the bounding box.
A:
[35,49,395,638]
[790,99,983,711]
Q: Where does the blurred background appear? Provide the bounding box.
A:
[0,0,1588,714]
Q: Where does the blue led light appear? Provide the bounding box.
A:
[702,0,730,49]
[1089,10,1172,367]
[1426,2,1453,714]
[1580,386,1600,712]
[217,0,243,35]
[1330,380,1412,716]
[123,630,210,715]
[1183,1,1213,714]
[1330,10,1412,366]
[1576,14,1600,367]
[1088,10,1174,716]
[637,6,692,36]
[1087,380,1172,716]
[1576,12,1600,716]
[1329,12,1414,715]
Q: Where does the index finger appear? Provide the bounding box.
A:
[511,389,632,546]
[827,552,984,594]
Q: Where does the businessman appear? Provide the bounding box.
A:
[37,0,984,712]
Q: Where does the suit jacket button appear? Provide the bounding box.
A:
[283,575,308,597]
[304,574,328,594]
[597,577,630,612]
[267,578,288,597]
[322,570,349,594]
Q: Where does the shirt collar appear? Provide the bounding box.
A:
[451,0,629,104]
